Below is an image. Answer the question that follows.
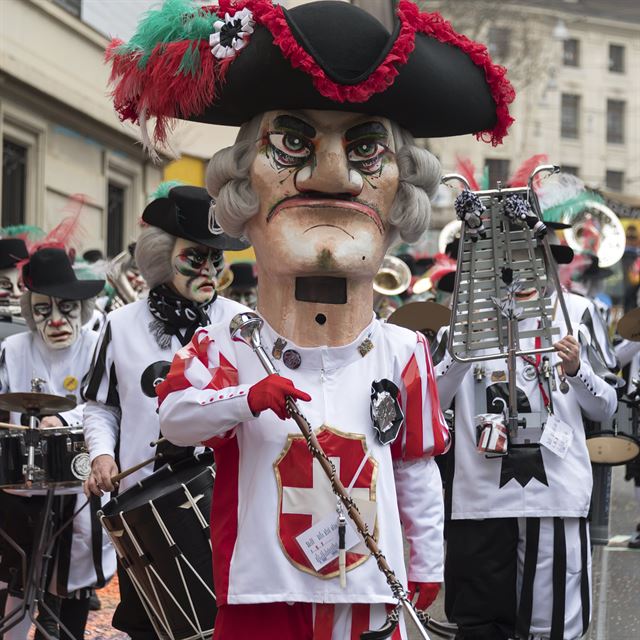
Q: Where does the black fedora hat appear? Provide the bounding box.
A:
[0,238,28,270]
[143,185,248,251]
[22,248,104,300]
[107,0,514,146]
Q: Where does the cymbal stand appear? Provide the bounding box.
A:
[0,488,79,640]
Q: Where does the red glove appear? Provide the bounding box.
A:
[247,374,311,420]
[408,581,440,611]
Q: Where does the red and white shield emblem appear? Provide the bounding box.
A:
[274,426,378,578]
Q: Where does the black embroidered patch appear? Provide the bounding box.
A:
[140,361,172,398]
[370,379,404,445]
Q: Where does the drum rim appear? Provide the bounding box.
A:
[100,452,215,519]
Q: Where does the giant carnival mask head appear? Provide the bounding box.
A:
[0,238,28,312]
[21,248,104,349]
[135,184,247,304]
[108,0,514,295]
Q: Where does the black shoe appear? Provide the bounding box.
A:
[629,533,640,549]
[88,590,101,611]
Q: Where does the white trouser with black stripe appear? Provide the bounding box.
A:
[516,517,591,640]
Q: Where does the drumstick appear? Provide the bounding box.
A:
[110,454,163,484]
[0,421,27,430]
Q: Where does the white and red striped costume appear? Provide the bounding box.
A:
[158,316,448,637]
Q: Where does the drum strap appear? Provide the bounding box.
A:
[90,494,106,587]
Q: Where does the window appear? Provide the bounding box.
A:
[563,38,580,67]
[53,0,81,18]
[2,139,28,227]
[605,170,624,192]
[485,159,510,188]
[607,99,625,144]
[488,27,510,60]
[561,94,580,139]
[107,182,125,257]
[609,44,625,73]
[561,165,579,177]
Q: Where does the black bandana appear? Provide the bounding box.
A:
[147,284,215,348]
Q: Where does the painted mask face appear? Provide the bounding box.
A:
[0,267,22,308]
[31,293,82,349]
[170,238,221,303]
[247,109,399,280]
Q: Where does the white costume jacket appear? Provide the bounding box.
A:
[436,292,617,520]
[83,294,248,493]
[158,317,449,606]
[0,328,116,595]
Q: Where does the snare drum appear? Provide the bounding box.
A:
[41,428,90,486]
[100,452,216,640]
[585,400,640,465]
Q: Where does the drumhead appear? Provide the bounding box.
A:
[587,434,640,465]
[101,451,215,517]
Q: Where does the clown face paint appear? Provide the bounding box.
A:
[0,267,23,309]
[31,293,81,349]
[247,110,399,280]
[170,238,221,303]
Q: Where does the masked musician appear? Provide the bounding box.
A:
[105,1,515,637]
[435,239,617,640]
[83,183,247,640]
[0,247,116,640]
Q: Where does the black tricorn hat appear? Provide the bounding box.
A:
[445,237,574,265]
[580,255,614,281]
[230,262,257,289]
[107,0,514,146]
[142,186,248,250]
[0,238,28,270]
[22,248,105,300]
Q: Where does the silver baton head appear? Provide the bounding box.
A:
[230,312,264,348]
[229,312,278,376]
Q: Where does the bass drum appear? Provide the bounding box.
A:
[100,452,216,640]
[585,400,640,465]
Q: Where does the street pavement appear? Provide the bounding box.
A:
[407,466,640,640]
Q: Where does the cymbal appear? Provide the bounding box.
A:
[386,301,451,337]
[0,392,76,415]
[617,308,640,342]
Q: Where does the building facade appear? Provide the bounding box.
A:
[424,0,639,207]
[0,0,163,256]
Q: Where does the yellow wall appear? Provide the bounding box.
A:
[163,155,256,262]
[164,155,206,187]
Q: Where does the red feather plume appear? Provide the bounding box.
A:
[455,156,480,191]
[508,154,549,187]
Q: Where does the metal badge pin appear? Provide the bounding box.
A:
[522,364,537,382]
[282,349,301,370]
[358,338,374,357]
[272,337,287,360]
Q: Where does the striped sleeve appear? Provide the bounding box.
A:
[157,329,253,449]
[391,332,450,461]
[83,321,120,408]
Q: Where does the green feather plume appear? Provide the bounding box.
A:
[0,224,45,240]
[119,0,216,63]
[150,180,184,201]
[542,191,604,223]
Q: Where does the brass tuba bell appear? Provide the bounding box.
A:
[373,255,412,297]
[215,266,234,292]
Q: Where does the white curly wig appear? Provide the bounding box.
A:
[134,225,176,289]
[206,115,441,244]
